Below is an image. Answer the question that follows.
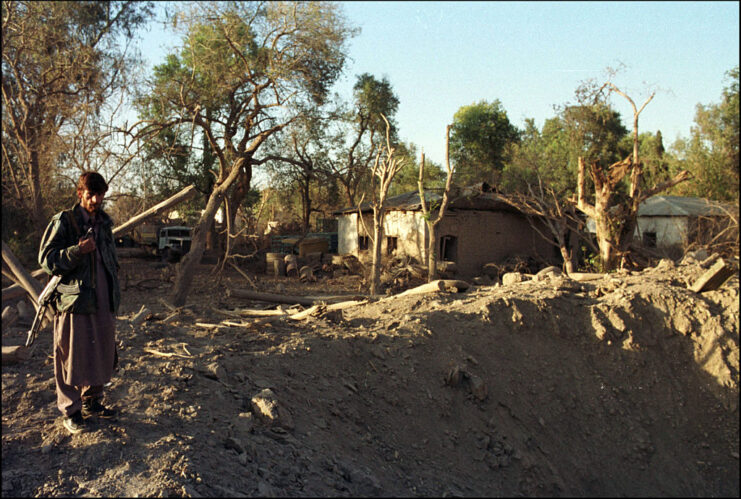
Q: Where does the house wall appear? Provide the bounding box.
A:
[338,209,555,277]
[337,213,358,254]
[637,216,689,247]
[435,210,555,276]
[349,211,428,259]
[380,211,428,260]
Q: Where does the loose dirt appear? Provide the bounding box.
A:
[2,253,739,497]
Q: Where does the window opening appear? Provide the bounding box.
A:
[358,235,370,250]
[440,235,458,261]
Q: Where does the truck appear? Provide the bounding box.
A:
[131,223,192,262]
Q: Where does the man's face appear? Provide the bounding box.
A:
[79,189,105,215]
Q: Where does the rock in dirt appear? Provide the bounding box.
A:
[502,272,525,286]
[251,388,294,429]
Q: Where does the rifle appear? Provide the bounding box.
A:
[25,226,94,347]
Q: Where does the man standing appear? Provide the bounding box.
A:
[38,171,120,434]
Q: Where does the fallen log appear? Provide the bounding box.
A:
[2,283,31,302]
[220,299,369,328]
[381,279,470,301]
[143,347,191,359]
[2,305,19,328]
[112,185,197,238]
[1,241,54,324]
[211,306,296,318]
[690,258,736,293]
[568,272,605,282]
[227,288,364,306]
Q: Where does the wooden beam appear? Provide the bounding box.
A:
[690,258,736,293]
[2,269,48,302]
[112,184,198,237]
[2,241,42,306]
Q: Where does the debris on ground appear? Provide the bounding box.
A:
[2,253,738,496]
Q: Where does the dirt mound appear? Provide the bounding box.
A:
[2,255,739,497]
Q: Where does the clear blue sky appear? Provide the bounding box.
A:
[141,1,740,167]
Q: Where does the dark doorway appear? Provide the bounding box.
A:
[386,236,398,255]
[440,235,458,261]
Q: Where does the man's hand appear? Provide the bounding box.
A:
[78,235,96,254]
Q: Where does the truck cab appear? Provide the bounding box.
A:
[158,226,192,262]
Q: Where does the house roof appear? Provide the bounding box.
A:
[333,183,521,215]
[638,196,732,217]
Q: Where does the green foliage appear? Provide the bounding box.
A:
[619,130,671,189]
[353,73,400,141]
[134,0,355,241]
[501,115,582,198]
[669,66,739,201]
[323,73,402,207]
[560,103,629,167]
[449,100,520,186]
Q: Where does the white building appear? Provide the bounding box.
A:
[587,195,733,249]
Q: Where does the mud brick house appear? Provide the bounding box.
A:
[334,184,557,278]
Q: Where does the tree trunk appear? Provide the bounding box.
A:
[301,178,312,233]
[113,185,197,237]
[170,160,245,307]
[594,214,619,271]
[369,207,384,295]
[427,224,438,281]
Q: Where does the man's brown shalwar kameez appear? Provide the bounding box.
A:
[53,212,117,416]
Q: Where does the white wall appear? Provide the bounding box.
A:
[637,216,689,247]
[337,213,358,254]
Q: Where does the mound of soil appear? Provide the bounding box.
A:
[2,253,739,497]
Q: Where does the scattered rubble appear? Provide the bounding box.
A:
[1,252,739,497]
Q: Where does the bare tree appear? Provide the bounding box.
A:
[366,115,407,295]
[499,176,590,274]
[2,1,152,234]
[575,82,691,270]
[417,125,455,281]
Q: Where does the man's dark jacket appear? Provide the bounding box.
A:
[38,204,120,315]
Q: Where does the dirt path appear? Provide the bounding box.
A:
[2,255,739,497]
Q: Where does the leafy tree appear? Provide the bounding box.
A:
[620,131,671,190]
[135,1,356,306]
[669,66,739,201]
[501,118,592,273]
[560,103,629,168]
[448,100,520,187]
[328,73,400,207]
[2,1,153,244]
